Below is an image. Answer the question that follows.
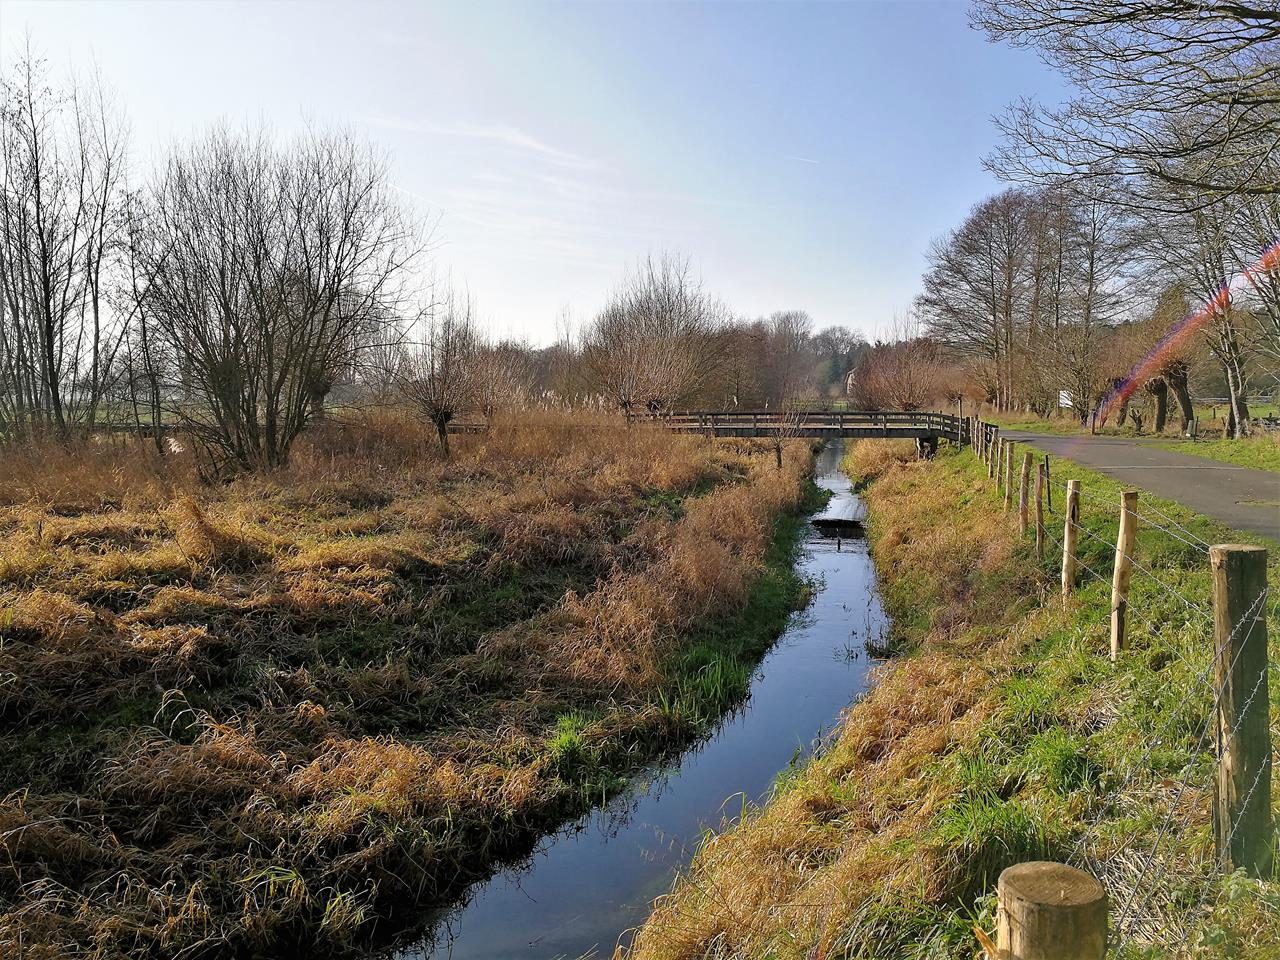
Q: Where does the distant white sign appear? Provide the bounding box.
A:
[1058,390,1074,409]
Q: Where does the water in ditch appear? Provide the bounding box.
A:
[395,440,887,960]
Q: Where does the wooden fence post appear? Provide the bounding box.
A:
[996,438,1005,492]
[1034,463,1046,562]
[1210,544,1272,878]
[1004,442,1014,511]
[988,427,1000,479]
[1019,451,1033,535]
[1110,491,1138,661]
[1062,480,1080,599]
[996,861,1107,960]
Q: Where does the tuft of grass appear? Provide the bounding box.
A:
[169,496,261,569]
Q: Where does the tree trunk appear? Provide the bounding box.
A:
[1224,361,1251,439]
[1166,362,1194,434]
[1150,379,1168,433]
[434,417,450,457]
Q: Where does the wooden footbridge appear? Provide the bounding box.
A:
[658,410,971,444]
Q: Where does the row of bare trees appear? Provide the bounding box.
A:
[0,51,878,471]
[575,259,861,418]
[0,52,440,471]
[0,55,127,440]
[913,1,1280,437]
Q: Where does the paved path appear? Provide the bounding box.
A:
[1004,431,1280,541]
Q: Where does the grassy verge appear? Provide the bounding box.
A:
[1152,435,1280,473]
[0,413,818,959]
[627,439,1280,960]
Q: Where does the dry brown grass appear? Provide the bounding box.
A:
[0,411,812,959]
[842,437,918,483]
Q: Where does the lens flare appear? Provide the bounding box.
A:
[1094,237,1280,427]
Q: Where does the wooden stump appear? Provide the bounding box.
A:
[997,861,1107,960]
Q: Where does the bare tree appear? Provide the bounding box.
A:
[1133,193,1255,436]
[473,339,534,418]
[133,124,417,472]
[397,289,480,457]
[0,51,128,441]
[581,253,726,419]
[974,1,1280,204]
[1230,187,1280,368]
[917,189,1034,409]
[919,184,1132,416]
[716,319,767,408]
[850,315,950,412]
[760,310,813,408]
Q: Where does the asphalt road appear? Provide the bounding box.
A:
[1004,431,1280,541]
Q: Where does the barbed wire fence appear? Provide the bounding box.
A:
[972,425,1274,957]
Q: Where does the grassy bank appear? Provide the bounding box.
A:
[627,440,1280,959]
[0,413,817,959]
[1154,435,1280,473]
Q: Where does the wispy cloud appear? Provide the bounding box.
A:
[788,155,820,165]
[359,115,595,170]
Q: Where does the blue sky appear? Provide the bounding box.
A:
[2,0,1064,344]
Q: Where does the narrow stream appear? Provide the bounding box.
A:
[395,441,887,960]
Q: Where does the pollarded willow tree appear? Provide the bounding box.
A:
[396,288,480,458]
[1131,191,1259,436]
[581,254,727,419]
[131,125,418,473]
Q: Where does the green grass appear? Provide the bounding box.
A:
[1151,436,1280,473]
[925,446,1280,956]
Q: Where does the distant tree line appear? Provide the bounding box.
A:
[0,50,873,473]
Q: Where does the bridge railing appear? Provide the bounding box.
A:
[656,410,970,442]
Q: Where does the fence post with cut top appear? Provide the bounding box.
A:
[1210,543,1272,878]
[1034,462,1046,562]
[996,861,1106,960]
[1004,441,1014,511]
[1062,480,1080,599]
[1110,490,1138,660]
[1019,450,1033,535]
